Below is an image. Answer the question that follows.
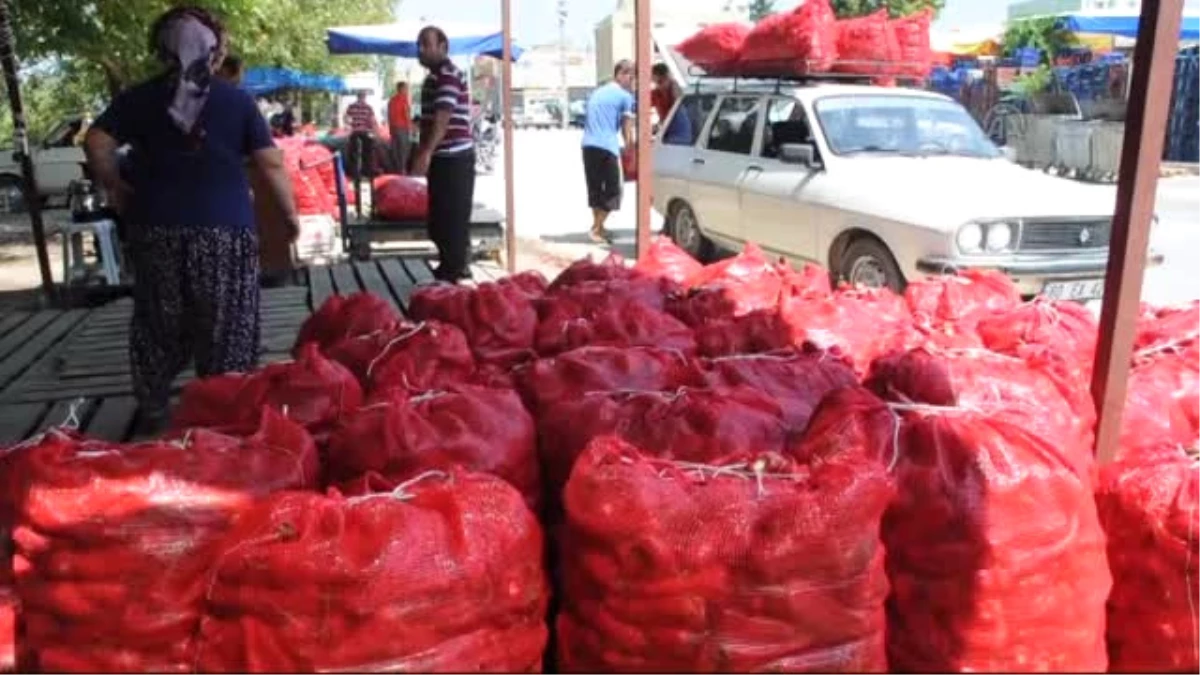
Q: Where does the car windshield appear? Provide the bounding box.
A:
[814,95,1001,159]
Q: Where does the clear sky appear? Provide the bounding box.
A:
[387,0,1014,47]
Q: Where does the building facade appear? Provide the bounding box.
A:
[1008,0,1200,20]
[594,0,748,82]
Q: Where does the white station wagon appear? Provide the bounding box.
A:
[652,81,1160,300]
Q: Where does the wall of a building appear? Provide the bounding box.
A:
[1006,0,1199,20]
[593,0,748,82]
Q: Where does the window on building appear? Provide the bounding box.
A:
[663,93,715,146]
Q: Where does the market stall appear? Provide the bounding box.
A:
[325,20,524,263]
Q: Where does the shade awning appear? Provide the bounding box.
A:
[326,20,525,60]
[1059,12,1200,41]
[241,67,347,96]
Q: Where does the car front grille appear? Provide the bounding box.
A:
[1019,220,1112,251]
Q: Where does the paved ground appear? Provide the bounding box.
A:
[0,129,1195,310]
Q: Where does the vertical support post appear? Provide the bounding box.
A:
[633,0,653,259]
[0,2,56,305]
[1090,0,1183,464]
[502,0,518,273]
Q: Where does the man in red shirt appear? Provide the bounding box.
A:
[387,82,413,173]
[650,62,681,129]
[344,91,378,178]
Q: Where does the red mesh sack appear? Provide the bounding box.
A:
[196,471,548,673]
[173,343,363,440]
[739,0,838,73]
[1097,442,1199,673]
[668,243,785,324]
[779,261,834,300]
[976,299,1098,384]
[325,384,539,509]
[372,175,428,220]
[867,347,1097,469]
[542,275,680,315]
[363,321,477,399]
[502,270,551,299]
[281,138,334,218]
[549,253,639,291]
[294,292,402,355]
[888,9,934,78]
[556,436,893,672]
[538,385,787,492]
[693,310,798,357]
[535,297,696,357]
[676,23,750,74]
[780,286,912,376]
[633,236,704,286]
[515,345,699,416]
[833,10,898,75]
[0,586,13,673]
[1135,301,1199,354]
[880,403,1111,672]
[1120,350,1199,452]
[692,348,857,431]
[903,269,1021,330]
[10,410,318,673]
[409,280,540,368]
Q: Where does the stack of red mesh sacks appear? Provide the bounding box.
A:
[195,469,549,672]
[833,8,932,82]
[1095,301,1199,673]
[556,424,894,671]
[0,447,17,673]
[738,0,838,75]
[2,410,319,672]
[860,346,1111,671]
[277,137,339,220]
[675,23,750,76]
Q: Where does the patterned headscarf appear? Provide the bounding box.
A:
[158,14,220,135]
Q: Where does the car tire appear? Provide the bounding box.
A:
[667,201,714,262]
[838,237,905,292]
[0,175,27,215]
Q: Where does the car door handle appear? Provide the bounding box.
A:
[692,157,706,165]
[746,165,763,173]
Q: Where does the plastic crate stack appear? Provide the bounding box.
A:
[1165,50,1199,163]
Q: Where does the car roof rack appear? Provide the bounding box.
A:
[686,61,930,94]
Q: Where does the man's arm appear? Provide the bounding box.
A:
[418,70,459,155]
[419,108,452,155]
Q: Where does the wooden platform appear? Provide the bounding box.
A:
[0,256,506,445]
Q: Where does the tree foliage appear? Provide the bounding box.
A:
[9,0,394,94]
[829,0,944,19]
[1002,17,1078,66]
[748,0,776,22]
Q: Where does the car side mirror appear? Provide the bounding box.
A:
[780,142,819,168]
[1001,145,1018,162]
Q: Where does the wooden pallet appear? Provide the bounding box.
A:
[0,256,481,444]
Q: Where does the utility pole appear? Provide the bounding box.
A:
[558,0,570,129]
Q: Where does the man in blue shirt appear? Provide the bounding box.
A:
[581,60,635,244]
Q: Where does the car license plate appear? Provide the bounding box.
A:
[1041,278,1105,301]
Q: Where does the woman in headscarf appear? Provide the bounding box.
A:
[84,5,299,427]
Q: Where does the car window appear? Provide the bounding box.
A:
[705,96,761,155]
[662,93,715,147]
[814,95,1001,158]
[760,97,814,160]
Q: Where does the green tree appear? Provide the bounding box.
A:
[829,0,944,19]
[748,0,776,22]
[1002,17,1078,66]
[9,0,394,95]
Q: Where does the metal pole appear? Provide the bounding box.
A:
[502,0,517,273]
[0,1,56,305]
[1090,0,1184,464]
[633,0,653,259]
[558,0,569,130]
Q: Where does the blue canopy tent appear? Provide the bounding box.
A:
[326,20,525,60]
[241,67,348,96]
[1059,11,1200,40]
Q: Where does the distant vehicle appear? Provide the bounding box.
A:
[0,116,88,213]
[569,100,586,128]
[515,102,557,130]
[654,82,1161,300]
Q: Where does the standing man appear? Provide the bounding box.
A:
[412,25,476,283]
[387,82,414,174]
[344,90,378,178]
[650,62,682,128]
[581,60,635,244]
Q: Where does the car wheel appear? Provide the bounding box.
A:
[668,202,713,262]
[0,176,26,215]
[838,237,905,292]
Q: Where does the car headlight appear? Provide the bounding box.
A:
[957,223,983,253]
[985,222,1013,252]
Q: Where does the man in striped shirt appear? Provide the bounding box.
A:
[414,25,476,283]
[344,91,379,178]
